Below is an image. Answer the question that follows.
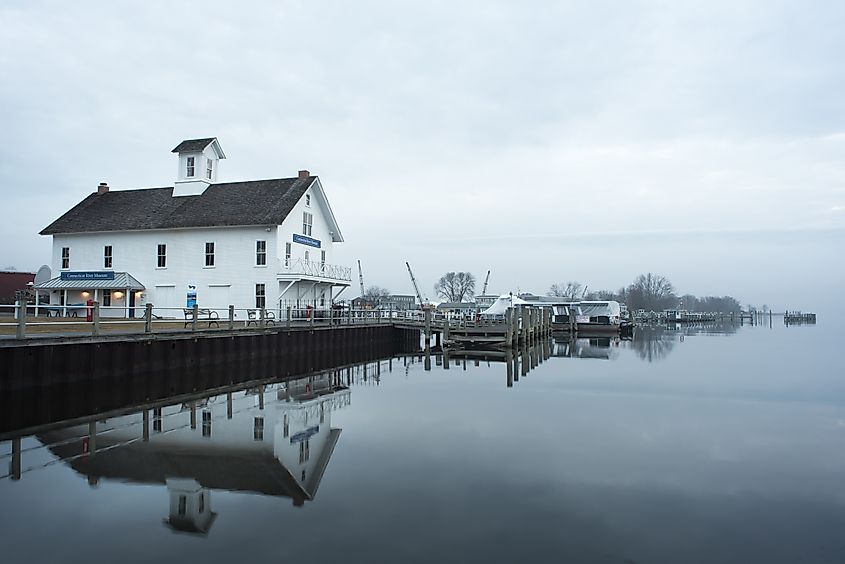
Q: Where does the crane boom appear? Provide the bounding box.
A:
[405,261,427,304]
[357,260,365,297]
[481,270,491,295]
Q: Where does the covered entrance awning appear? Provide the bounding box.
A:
[34,272,145,317]
[35,272,145,291]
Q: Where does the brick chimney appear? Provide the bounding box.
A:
[97,182,109,195]
[298,170,310,180]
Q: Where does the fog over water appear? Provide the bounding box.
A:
[1,1,842,311]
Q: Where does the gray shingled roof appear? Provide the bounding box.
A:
[40,177,314,235]
[171,138,216,153]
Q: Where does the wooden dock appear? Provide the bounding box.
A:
[394,307,552,349]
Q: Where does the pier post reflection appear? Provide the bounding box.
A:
[10,437,21,480]
[506,350,514,388]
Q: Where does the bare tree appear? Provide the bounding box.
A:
[549,281,583,300]
[363,285,390,306]
[434,272,476,302]
[626,273,675,311]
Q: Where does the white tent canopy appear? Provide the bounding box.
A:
[481,294,529,316]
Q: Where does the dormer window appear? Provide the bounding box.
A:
[206,159,213,180]
[186,157,195,177]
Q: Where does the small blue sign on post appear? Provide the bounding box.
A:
[186,284,197,308]
[293,234,321,248]
[60,271,115,281]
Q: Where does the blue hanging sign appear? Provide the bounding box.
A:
[293,234,321,248]
[290,425,320,444]
[60,271,115,281]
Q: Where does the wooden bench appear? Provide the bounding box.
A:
[246,309,275,326]
[183,308,220,328]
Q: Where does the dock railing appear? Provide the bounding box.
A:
[0,301,526,341]
[0,302,436,340]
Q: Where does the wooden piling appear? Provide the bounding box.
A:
[92,302,101,336]
[144,303,153,333]
[15,300,25,340]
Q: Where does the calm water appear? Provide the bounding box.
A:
[2,320,843,563]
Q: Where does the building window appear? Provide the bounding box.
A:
[255,284,265,309]
[254,417,265,441]
[202,410,212,437]
[103,245,113,269]
[299,439,310,463]
[305,194,311,207]
[206,158,213,180]
[283,414,289,438]
[102,289,112,307]
[320,291,325,307]
[205,242,215,267]
[178,495,187,516]
[157,244,166,268]
[285,243,291,267]
[198,493,205,514]
[186,156,195,177]
[61,247,70,269]
[304,250,309,263]
[256,240,266,266]
[320,250,326,269]
[302,212,312,236]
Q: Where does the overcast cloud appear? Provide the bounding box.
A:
[1,1,843,312]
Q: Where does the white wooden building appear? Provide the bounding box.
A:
[36,138,351,318]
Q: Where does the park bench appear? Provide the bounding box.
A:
[246,309,275,326]
[183,308,220,328]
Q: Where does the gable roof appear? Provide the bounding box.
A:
[171,138,216,153]
[39,176,343,237]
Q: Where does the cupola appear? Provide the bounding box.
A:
[171,137,226,197]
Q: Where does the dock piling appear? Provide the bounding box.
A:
[92,302,100,336]
[15,300,25,340]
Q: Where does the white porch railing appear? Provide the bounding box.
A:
[278,258,352,282]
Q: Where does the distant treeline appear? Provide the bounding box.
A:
[550,273,742,313]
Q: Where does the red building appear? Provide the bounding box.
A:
[0,271,35,304]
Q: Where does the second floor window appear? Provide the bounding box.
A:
[302,212,312,236]
[206,158,213,179]
[205,242,215,266]
[320,250,326,269]
[256,240,266,265]
[61,247,70,269]
[255,283,266,308]
[285,242,291,267]
[103,245,112,268]
[157,244,166,268]
[186,156,195,177]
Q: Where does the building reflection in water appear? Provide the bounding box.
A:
[32,371,352,536]
[551,337,621,360]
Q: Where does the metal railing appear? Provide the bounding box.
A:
[0,301,438,340]
[278,258,352,282]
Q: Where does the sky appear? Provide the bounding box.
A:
[0,0,843,313]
